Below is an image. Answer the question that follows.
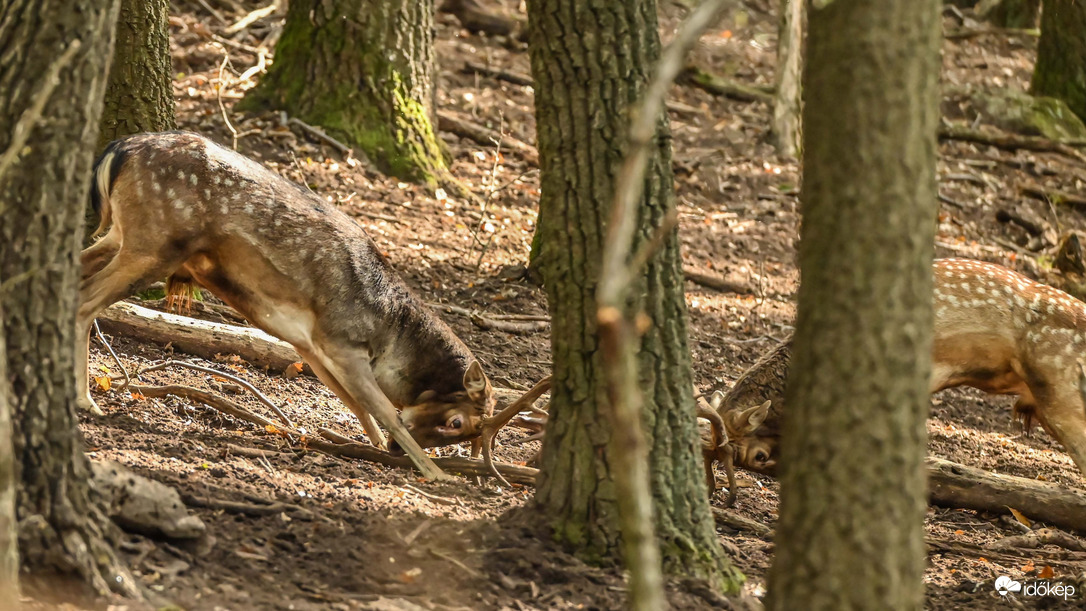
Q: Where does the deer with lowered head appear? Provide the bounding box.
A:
[78,131,536,481]
[700,258,1086,498]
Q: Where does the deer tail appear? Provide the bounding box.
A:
[88,141,128,238]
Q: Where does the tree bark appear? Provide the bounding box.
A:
[765,1,940,610]
[0,307,16,607]
[526,0,741,591]
[0,0,139,598]
[97,0,175,150]
[1031,0,1086,123]
[770,0,804,158]
[242,0,449,186]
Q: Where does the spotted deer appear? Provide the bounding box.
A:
[79,131,503,481]
[700,258,1086,494]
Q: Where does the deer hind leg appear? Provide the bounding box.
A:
[1029,384,1086,479]
[76,238,183,413]
[305,348,449,481]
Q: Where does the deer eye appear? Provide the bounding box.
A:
[755,451,769,463]
[447,415,463,430]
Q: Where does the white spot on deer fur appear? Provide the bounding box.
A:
[213,175,221,185]
[224,179,234,187]
[947,295,960,306]
[152,182,162,193]
[231,192,242,202]
[136,183,145,199]
[244,204,254,215]
[204,189,211,200]
[190,174,198,187]
[177,171,186,182]
[220,204,228,215]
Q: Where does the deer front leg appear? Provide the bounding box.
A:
[304,357,387,449]
[310,352,451,482]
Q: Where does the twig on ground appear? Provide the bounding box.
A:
[677,65,775,103]
[429,548,482,578]
[436,110,538,164]
[216,52,239,150]
[711,508,773,537]
[429,303,550,334]
[211,34,266,55]
[939,123,1086,166]
[1020,181,1086,208]
[683,268,754,294]
[194,0,227,23]
[225,443,290,459]
[990,528,1086,552]
[281,113,353,156]
[403,484,461,507]
[223,1,278,35]
[93,320,132,391]
[182,494,293,517]
[131,359,294,427]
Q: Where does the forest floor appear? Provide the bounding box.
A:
[43,0,1086,609]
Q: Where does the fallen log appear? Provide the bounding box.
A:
[927,457,1086,533]
[97,301,305,375]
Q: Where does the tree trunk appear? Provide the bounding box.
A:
[242,0,449,186]
[1031,0,1086,123]
[526,0,741,591]
[97,0,175,150]
[0,310,16,607]
[765,1,940,610]
[0,0,140,598]
[770,0,804,159]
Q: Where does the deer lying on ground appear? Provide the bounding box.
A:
[700,258,1086,498]
[79,131,527,481]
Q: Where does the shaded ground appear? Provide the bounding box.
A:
[48,1,1086,608]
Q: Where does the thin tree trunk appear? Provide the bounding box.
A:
[526,0,741,591]
[242,0,449,185]
[0,0,140,598]
[765,0,941,609]
[98,0,175,150]
[1031,0,1086,123]
[0,309,16,607]
[771,0,804,158]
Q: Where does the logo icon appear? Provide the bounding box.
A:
[995,576,1022,596]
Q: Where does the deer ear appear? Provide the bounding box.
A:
[736,400,771,435]
[463,361,491,403]
[709,390,726,410]
[413,389,438,404]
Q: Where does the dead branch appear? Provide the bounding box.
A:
[1020,182,1086,208]
[429,302,549,322]
[995,208,1046,236]
[130,360,294,427]
[281,114,353,156]
[223,1,278,36]
[938,123,1086,165]
[436,110,538,164]
[711,508,773,537]
[461,60,533,86]
[990,528,1086,552]
[683,267,755,294]
[944,26,1040,41]
[596,2,731,609]
[927,457,1086,533]
[927,537,1086,572]
[181,494,294,517]
[678,66,775,104]
[439,0,522,38]
[429,302,549,334]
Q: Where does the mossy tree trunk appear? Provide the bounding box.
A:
[526,0,742,592]
[98,0,175,150]
[765,0,940,609]
[242,0,448,186]
[1031,0,1086,123]
[0,0,141,598]
[0,311,14,607]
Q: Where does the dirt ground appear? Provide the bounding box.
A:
[42,1,1086,608]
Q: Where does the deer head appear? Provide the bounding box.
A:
[391,361,495,450]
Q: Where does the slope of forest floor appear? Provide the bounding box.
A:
[52,1,1086,609]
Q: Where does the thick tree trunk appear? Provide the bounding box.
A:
[98,0,175,150]
[0,0,139,598]
[765,1,940,610]
[1031,0,1086,123]
[242,0,448,185]
[526,0,741,591]
[770,0,804,158]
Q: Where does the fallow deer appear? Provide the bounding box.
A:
[699,258,1086,495]
[79,131,511,481]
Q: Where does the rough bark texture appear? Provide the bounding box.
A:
[764,1,940,610]
[242,0,448,185]
[1031,0,1086,123]
[770,0,804,158]
[526,0,740,591]
[98,0,175,150]
[0,309,15,605]
[0,0,138,598]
